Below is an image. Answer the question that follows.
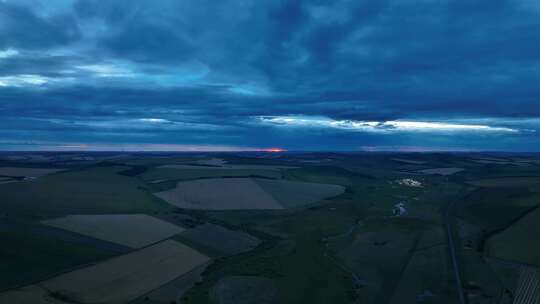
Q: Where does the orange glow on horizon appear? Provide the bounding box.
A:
[259,147,286,152]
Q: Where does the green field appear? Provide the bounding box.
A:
[486,206,540,266]
[0,166,172,217]
[0,230,116,290]
[454,170,540,299]
[141,167,282,183]
[458,187,540,231]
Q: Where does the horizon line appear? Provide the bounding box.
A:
[1,149,539,153]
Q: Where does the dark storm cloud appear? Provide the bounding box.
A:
[1,0,540,150]
[0,53,73,77]
[0,2,80,50]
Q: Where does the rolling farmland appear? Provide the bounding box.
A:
[42,214,185,248]
[1,152,539,304]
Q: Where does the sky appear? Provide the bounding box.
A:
[1,0,540,152]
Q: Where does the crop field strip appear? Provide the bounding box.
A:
[42,214,185,248]
[178,223,260,255]
[513,267,540,304]
[0,240,210,304]
[155,178,284,210]
[130,262,211,304]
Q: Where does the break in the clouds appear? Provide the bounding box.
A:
[258,116,519,133]
[1,0,540,151]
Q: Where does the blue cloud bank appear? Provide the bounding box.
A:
[1,0,539,151]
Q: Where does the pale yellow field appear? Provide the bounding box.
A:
[254,178,345,208]
[0,167,64,177]
[155,178,284,210]
[0,240,209,304]
[155,177,344,210]
[42,214,184,248]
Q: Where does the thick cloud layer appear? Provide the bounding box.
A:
[1,0,539,151]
